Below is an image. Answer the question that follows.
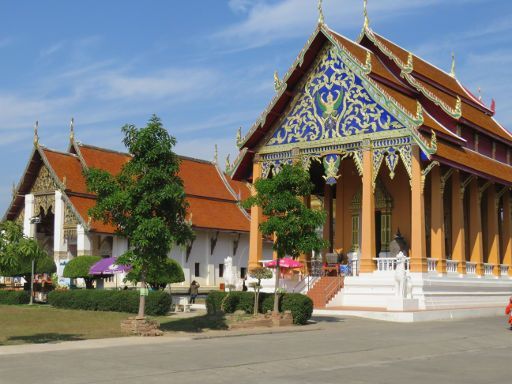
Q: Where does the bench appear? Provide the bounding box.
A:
[174,297,192,313]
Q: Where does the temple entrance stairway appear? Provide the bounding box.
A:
[306,276,344,308]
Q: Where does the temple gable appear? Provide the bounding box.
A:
[265,44,406,150]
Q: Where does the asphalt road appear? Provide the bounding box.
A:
[0,315,510,384]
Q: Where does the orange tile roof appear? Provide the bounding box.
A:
[187,196,249,232]
[42,149,88,193]
[78,144,131,175]
[68,195,118,234]
[435,141,512,184]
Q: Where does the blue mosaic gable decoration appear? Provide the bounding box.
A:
[267,46,405,147]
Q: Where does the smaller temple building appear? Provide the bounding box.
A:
[3,128,273,290]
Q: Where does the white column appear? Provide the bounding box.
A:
[112,236,128,257]
[181,247,190,285]
[23,194,35,238]
[53,191,67,262]
[77,224,92,256]
[206,231,212,286]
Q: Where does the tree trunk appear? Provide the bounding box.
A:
[85,278,94,289]
[273,258,280,314]
[137,270,147,319]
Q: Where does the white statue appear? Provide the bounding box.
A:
[224,256,238,291]
[394,251,408,298]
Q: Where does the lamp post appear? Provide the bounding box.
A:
[28,215,41,305]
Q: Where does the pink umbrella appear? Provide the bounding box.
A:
[263,258,303,269]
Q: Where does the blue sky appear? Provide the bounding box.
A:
[0,0,511,211]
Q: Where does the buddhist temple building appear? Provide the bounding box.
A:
[231,3,512,310]
[3,127,273,289]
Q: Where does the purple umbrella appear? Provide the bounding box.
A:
[89,257,131,275]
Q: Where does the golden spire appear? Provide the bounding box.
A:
[450,52,456,78]
[213,144,218,164]
[70,117,75,141]
[11,182,16,198]
[33,120,39,146]
[318,0,325,25]
[225,154,231,173]
[363,0,370,29]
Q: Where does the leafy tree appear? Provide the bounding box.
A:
[249,267,273,315]
[86,115,194,318]
[243,164,327,314]
[63,256,102,289]
[0,222,50,280]
[125,258,185,290]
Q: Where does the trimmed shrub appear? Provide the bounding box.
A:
[206,291,226,315]
[0,290,30,305]
[63,256,102,289]
[281,294,313,325]
[47,290,171,316]
[205,291,313,324]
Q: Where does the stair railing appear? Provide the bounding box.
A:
[324,276,344,304]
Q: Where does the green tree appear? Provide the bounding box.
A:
[249,267,273,315]
[243,164,327,314]
[85,115,194,318]
[63,256,102,289]
[125,258,185,290]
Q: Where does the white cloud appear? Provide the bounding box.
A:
[39,41,65,59]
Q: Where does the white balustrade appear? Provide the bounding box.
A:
[446,260,458,273]
[373,257,410,272]
[500,265,509,277]
[484,263,494,276]
[427,258,437,272]
[466,262,477,275]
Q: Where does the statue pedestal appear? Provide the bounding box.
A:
[387,297,419,311]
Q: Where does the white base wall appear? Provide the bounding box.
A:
[328,272,512,310]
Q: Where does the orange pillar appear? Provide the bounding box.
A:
[360,146,376,273]
[451,171,466,274]
[486,186,500,276]
[469,178,484,276]
[410,146,427,272]
[502,192,512,277]
[248,161,263,271]
[334,180,344,251]
[323,184,333,257]
[431,166,446,274]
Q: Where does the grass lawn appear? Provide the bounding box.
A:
[0,305,228,346]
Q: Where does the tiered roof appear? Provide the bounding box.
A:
[231,23,512,185]
[5,139,251,234]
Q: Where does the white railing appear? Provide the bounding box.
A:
[446,260,458,273]
[373,257,410,272]
[427,258,438,272]
[484,263,494,276]
[466,262,477,275]
[500,265,509,277]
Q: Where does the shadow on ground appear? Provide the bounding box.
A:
[159,314,228,333]
[7,333,85,344]
[310,316,346,323]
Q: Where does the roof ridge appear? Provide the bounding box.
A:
[77,142,131,157]
[178,155,215,165]
[41,146,80,158]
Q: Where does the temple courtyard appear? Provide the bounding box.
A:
[0,314,510,383]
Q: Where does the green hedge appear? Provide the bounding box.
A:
[47,290,171,316]
[0,290,30,305]
[206,291,313,325]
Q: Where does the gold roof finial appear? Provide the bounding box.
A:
[225,154,231,173]
[33,120,39,146]
[70,117,75,141]
[318,0,325,25]
[236,127,242,146]
[213,144,218,164]
[273,70,283,92]
[11,182,17,198]
[363,0,370,29]
[450,52,456,78]
[477,87,482,101]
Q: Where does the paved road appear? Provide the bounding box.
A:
[0,315,510,384]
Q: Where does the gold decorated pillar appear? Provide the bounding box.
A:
[502,191,512,276]
[360,144,376,273]
[486,186,500,276]
[430,166,446,274]
[469,178,484,276]
[334,181,344,251]
[410,146,427,272]
[451,170,466,274]
[248,161,263,271]
[323,184,333,257]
